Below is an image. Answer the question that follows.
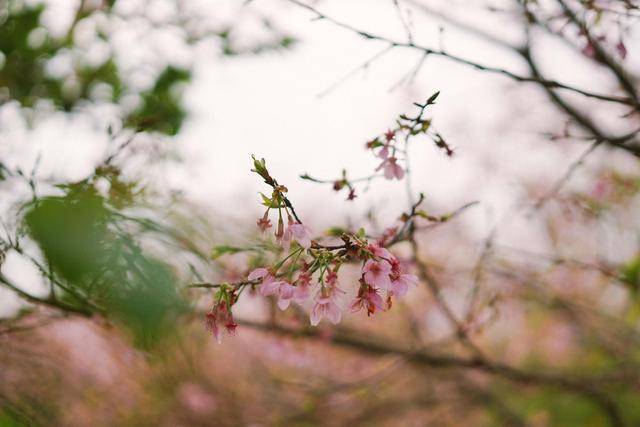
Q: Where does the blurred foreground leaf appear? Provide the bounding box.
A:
[24,187,186,348]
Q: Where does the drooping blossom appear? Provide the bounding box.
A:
[275,216,285,244]
[205,301,237,343]
[363,259,393,290]
[293,270,313,304]
[310,295,342,326]
[276,281,297,310]
[310,281,345,326]
[377,156,405,180]
[256,211,272,232]
[378,144,389,160]
[349,284,386,316]
[283,221,312,249]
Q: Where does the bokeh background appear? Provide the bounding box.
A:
[2,0,640,426]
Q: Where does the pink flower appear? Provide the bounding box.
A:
[283,222,312,249]
[378,145,389,159]
[310,296,342,326]
[205,302,237,343]
[205,312,220,342]
[309,281,345,326]
[377,157,404,180]
[276,282,297,310]
[389,259,418,297]
[363,259,392,290]
[292,270,313,304]
[349,285,386,316]
[275,217,285,244]
[293,282,310,304]
[248,268,269,281]
[248,268,281,296]
[390,273,418,297]
[256,211,272,232]
[368,243,395,261]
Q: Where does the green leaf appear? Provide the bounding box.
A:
[426,91,440,105]
[211,245,246,259]
[24,191,109,283]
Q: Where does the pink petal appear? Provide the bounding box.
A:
[277,298,291,310]
[384,162,395,180]
[248,268,268,281]
[310,304,323,326]
[402,274,419,287]
[391,280,408,297]
[326,303,342,324]
[294,285,310,303]
[369,290,385,309]
[259,280,283,296]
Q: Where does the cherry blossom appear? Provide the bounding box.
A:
[310,280,345,326]
[276,282,297,310]
[293,271,313,303]
[284,221,312,249]
[389,259,418,297]
[205,302,237,343]
[256,211,272,232]
[248,268,283,296]
[363,259,393,290]
[349,285,386,316]
[310,296,342,325]
[377,157,405,180]
[368,243,395,261]
[378,145,389,160]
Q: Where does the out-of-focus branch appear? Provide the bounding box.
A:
[408,235,487,358]
[285,0,635,106]
[406,0,640,157]
[0,272,92,317]
[237,317,625,425]
[557,0,640,107]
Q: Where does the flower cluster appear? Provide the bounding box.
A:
[301,92,452,201]
[200,95,462,341]
[202,156,422,340]
[246,241,418,327]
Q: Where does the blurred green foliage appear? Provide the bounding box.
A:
[24,180,187,348]
[0,0,190,134]
[621,254,640,293]
[0,0,296,136]
[125,66,191,136]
